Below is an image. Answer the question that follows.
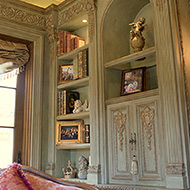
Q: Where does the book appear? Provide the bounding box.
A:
[78,51,83,78]
[82,49,88,78]
[63,90,80,114]
[84,124,90,143]
[73,54,79,79]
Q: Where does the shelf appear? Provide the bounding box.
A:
[56,111,90,120]
[57,77,89,90]
[56,143,90,150]
[104,46,156,70]
[58,44,89,61]
[106,89,159,105]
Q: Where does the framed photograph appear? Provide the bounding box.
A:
[58,64,74,84]
[121,67,145,95]
[56,120,84,145]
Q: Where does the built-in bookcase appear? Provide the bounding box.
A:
[55,12,92,179]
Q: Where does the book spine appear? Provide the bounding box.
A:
[78,51,83,78]
[60,31,64,55]
[57,92,60,116]
[57,31,61,56]
[63,90,66,115]
[73,54,79,79]
[82,49,88,78]
[85,124,90,143]
[66,33,71,53]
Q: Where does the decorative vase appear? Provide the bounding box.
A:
[131,35,145,53]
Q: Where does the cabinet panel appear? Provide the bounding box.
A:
[133,96,164,185]
[107,103,133,184]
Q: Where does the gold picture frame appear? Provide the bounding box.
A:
[58,64,74,85]
[56,120,84,145]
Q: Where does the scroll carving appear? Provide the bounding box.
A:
[114,111,126,151]
[88,165,101,174]
[156,0,165,12]
[46,12,57,63]
[0,4,45,28]
[140,107,155,151]
[166,164,186,176]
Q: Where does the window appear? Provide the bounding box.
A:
[0,74,17,168]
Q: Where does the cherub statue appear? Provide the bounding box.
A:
[78,156,89,179]
[73,99,89,113]
[129,17,146,52]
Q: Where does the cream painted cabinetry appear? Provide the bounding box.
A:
[107,93,164,186]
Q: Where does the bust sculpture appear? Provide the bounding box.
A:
[78,156,89,179]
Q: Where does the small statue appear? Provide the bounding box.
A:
[73,99,89,113]
[78,156,89,179]
[62,160,76,179]
[129,17,146,52]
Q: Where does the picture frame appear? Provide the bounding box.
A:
[56,120,84,145]
[58,64,74,84]
[121,67,145,96]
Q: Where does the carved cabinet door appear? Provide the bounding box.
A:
[132,95,165,186]
[107,95,165,186]
[107,101,134,185]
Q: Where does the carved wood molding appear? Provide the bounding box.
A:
[58,0,96,41]
[156,0,166,12]
[140,107,155,151]
[95,185,156,190]
[87,165,101,174]
[0,3,45,29]
[114,111,126,151]
[45,162,55,170]
[166,163,186,176]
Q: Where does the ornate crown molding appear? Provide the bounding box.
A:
[140,106,155,151]
[166,163,186,176]
[0,3,45,29]
[156,0,166,12]
[114,111,126,151]
[58,0,95,41]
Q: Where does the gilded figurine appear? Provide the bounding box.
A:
[129,17,146,52]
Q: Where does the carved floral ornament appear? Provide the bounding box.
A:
[166,164,186,176]
[114,111,126,152]
[0,4,45,28]
[140,106,155,151]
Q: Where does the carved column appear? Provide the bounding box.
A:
[151,0,188,188]
[45,6,58,175]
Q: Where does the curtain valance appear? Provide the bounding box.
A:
[0,39,29,73]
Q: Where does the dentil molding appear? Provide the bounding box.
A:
[95,185,156,190]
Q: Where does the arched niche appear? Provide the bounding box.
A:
[102,0,153,63]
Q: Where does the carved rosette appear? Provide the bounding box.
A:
[0,4,45,28]
[58,0,95,41]
[156,0,166,12]
[87,165,101,174]
[166,164,186,176]
[140,107,155,151]
[114,111,126,151]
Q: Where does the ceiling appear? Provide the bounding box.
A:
[20,0,65,8]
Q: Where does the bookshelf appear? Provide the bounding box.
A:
[54,6,94,179]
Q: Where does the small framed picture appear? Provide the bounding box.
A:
[56,120,84,145]
[121,67,145,95]
[58,64,74,84]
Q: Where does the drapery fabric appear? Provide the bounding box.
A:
[0,39,29,70]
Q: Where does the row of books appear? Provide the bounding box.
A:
[57,30,85,56]
[73,49,88,79]
[57,90,79,116]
